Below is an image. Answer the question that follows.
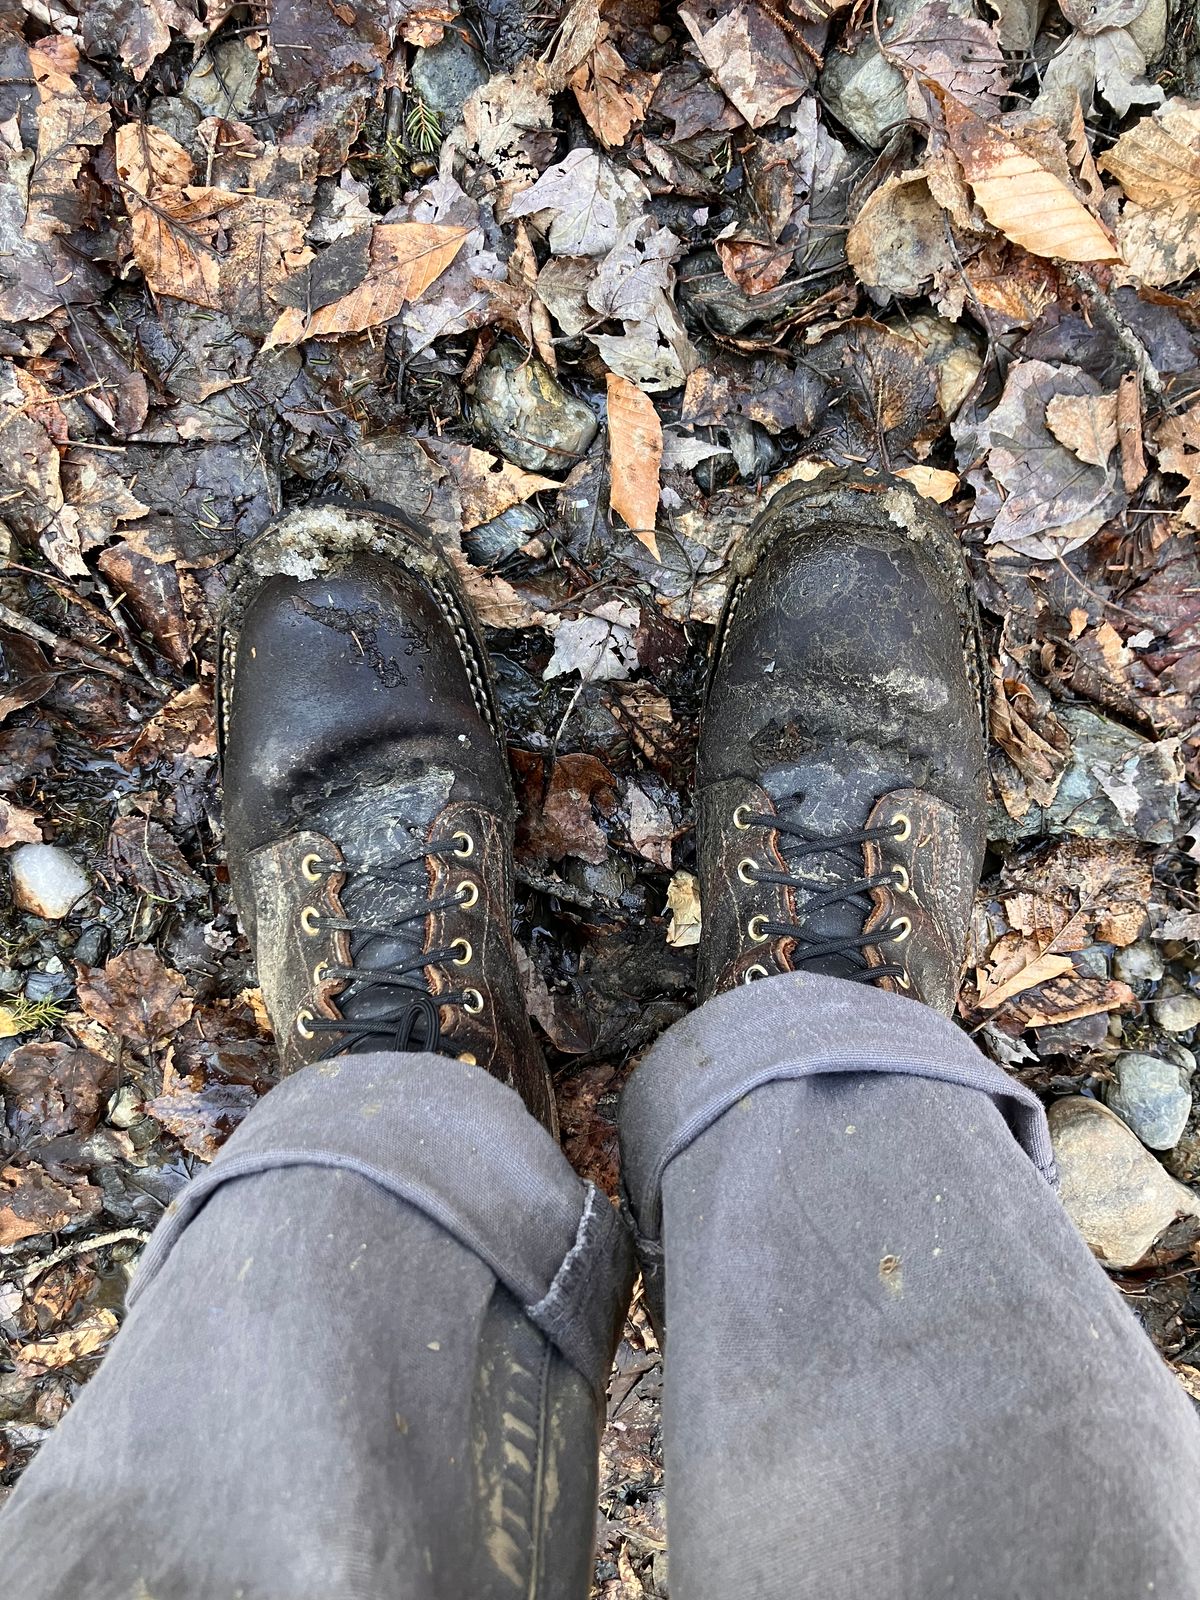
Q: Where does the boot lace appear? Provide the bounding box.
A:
[298,838,478,1056]
[737,806,910,985]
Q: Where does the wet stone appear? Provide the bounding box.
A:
[1105,1053,1192,1150]
[1113,939,1165,985]
[8,845,90,921]
[411,28,491,123]
[1156,992,1200,1034]
[469,343,598,474]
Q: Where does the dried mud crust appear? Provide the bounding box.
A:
[712,470,989,746]
[215,499,505,754]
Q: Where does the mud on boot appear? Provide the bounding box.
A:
[696,470,987,1013]
[217,501,555,1131]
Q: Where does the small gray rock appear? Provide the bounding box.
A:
[9,844,90,920]
[1156,991,1200,1034]
[1105,1052,1192,1150]
[469,343,598,474]
[1113,939,1165,985]
[184,37,260,120]
[1049,1096,1200,1269]
[411,28,490,124]
[820,0,976,147]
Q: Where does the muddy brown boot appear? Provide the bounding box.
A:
[217,502,555,1132]
[696,471,987,1013]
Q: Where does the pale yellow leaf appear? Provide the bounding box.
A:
[895,465,959,502]
[940,94,1120,263]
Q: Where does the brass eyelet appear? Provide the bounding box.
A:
[459,1052,478,1065]
[301,852,323,883]
[452,831,475,859]
[891,916,913,944]
[748,914,769,943]
[451,938,473,966]
[300,906,322,937]
[457,881,479,909]
[737,858,758,885]
[744,963,769,983]
[295,1009,315,1040]
[312,960,331,986]
[463,988,484,1014]
[892,812,912,842]
[892,865,910,894]
[733,804,752,830]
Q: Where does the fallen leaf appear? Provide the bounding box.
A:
[607,374,662,557]
[894,464,959,501]
[516,752,616,866]
[679,0,812,128]
[0,1160,101,1249]
[569,37,659,150]
[267,223,469,342]
[846,172,956,298]
[1155,399,1200,527]
[665,869,702,947]
[422,440,556,530]
[508,148,648,256]
[544,601,640,683]
[1045,389,1118,467]
[114,122,234,307]
[0,800,42,847]
[627,783,674,869]
[26,39,112,243]
[938,92,1120,262]
[15,1308,119,1375]
[1,1043,116,1141]
[886,0,1009,117]
[976,947,1077,1009]
[143,1082,259,1161]
[76,946,194,1046]
[1101,98,1200,287]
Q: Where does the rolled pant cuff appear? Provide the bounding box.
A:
[619,972,1055,1252]
[132,1052,634,1397]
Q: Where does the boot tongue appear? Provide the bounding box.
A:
[318,769,455,1051]
[761,762,875,983]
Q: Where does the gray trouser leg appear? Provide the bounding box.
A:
[620,972,1200,1600]
[0,1054,634,1600]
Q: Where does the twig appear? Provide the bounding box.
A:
[0,598,147,690]
[12,1226,150,1284]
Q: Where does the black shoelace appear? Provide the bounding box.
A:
[741,810,909,984]
[302,844,475,1056]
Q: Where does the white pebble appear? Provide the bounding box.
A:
[8,844,91,920]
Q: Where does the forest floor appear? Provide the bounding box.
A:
[1,0,1200,1590]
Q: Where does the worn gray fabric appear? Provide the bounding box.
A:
[1,1053,634,1600]
[621,972,1200,1600]
[5,974,1200,1600]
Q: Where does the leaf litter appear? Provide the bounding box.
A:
[1,0,1200,1581]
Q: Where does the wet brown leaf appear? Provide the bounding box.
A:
[1155,398,1200,528]
[76,946,194,1046]
[1,1043,117,1141]
[26,38,111,244]
[115,122,235,307]
[0,800,42,847]
[0,1159,101,1249]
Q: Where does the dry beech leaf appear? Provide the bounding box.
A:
[422,440,555,530]
[1156,399,1200,528]
[665,869,702,947]
[938,92,1120,262]
[1100,98,1200,287]
[606,373,662,558]
[894,465,959,502]
[266,223,470,343]
[1045,389,1118,467]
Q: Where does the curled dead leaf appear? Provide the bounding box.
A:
[606,374,662,559]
